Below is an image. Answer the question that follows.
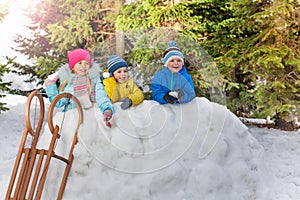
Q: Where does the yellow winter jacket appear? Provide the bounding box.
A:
[103,77,144,107]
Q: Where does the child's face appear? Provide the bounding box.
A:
[113,67,128,83]
[166,57,183,72]
[73,60,90,76]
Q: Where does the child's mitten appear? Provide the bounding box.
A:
[176,89,184,100]
[43,72,59,88]
[103,109,112,128]
[120,98,132,110]
[163,92,178,104]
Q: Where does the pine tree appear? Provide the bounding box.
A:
[0,3,11,112]
[9,0,117,88]
[3,0,299,127]
[209,0,300,126]
[115,0,300,127]
[114,0,231,101]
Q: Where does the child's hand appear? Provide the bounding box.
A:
[163,92,178,104]
[103,109,112,128]
[43,72,59,88]
[169,89,184,100]
[120,98,132,110]
[176,89,184,100]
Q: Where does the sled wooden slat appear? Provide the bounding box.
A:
[14,148,30,199]
[28,149,46,199]
[6,90,83,200]
[35,125,60,199]
[6,127,30,198]
[57,154,74,199]
[20,148,38,198]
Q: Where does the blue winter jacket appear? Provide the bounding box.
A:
[151,67,195,104]
[45,64,114,113]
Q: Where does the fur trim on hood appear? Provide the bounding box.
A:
[58,63,101,83]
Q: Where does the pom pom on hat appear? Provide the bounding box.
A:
[68,48,92,70]
[102,71,111,78]
[163,40,181,57]
[163,40,184,67]
[107,55,128,75]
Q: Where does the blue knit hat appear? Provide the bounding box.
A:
[107,55,128,75]
[163,40,184,67]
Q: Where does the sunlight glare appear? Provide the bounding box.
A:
[0,0,34,61]
[0,0,35,8]
[0,0,9,4]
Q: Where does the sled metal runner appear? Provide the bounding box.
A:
[5,90,83,200]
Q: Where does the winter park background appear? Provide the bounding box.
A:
[1,1,300,200]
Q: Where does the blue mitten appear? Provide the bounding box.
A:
[121,98,132,110]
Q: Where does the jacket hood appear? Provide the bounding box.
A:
[58,63,101,83]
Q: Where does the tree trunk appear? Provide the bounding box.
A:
[116,30,125,56]
[115,0,125,56]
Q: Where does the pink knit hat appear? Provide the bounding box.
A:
[67,48,92,70]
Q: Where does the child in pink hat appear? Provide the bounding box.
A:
[43,48,114,128]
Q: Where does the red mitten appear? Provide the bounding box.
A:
[103,109,112,128]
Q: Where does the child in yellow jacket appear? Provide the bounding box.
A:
[102,55,144,109]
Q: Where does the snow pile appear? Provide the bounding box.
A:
[36,97,270,199]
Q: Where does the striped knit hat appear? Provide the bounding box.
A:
[68,48,92,70]
[107,55,128,75]
[163,40,184,67]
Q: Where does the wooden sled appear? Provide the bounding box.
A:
[6,90,83,200]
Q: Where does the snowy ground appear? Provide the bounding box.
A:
[249,127,300,199]
[0,93,300,200]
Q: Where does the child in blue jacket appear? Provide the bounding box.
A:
[151,40,196,104]
[43,48,114,128]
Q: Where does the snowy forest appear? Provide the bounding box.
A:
[0,0,300,129]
